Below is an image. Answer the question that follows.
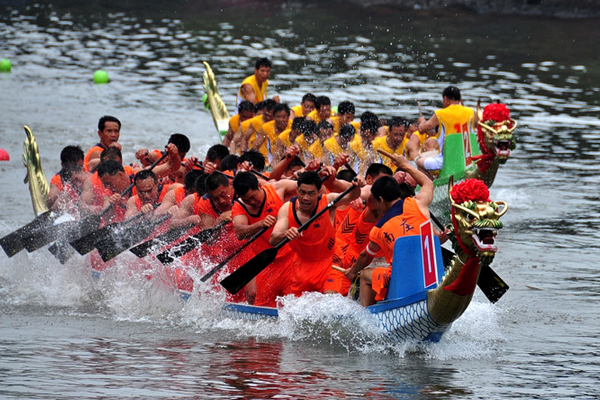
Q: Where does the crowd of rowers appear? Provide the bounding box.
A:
[46,111,444,309]
[45,60,479,308]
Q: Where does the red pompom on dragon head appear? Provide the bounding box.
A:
[473,102,517,175]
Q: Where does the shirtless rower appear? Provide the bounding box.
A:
[269,170,364,296]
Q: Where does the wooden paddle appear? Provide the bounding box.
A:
[0,210,56,257]
[220,182,359,295]
[128,223,196,258]
[96,213,171,262]
[199,226,269,283]
[155,220,229,265]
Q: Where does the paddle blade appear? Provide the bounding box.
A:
[220,247,278,294]
[21,220,80,252]
[129,225,191,258]
[97,217,166,262]
[48,241,76,264]
[477,264,509,303]
[0,211,55,257]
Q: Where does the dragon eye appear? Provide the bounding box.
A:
[466,213,476,221]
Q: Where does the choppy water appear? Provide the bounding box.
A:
[1,3,600,399]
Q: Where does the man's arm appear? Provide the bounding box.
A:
[240,83,256,104]
[344,241,380,282]
[269,202,292,246]
[233,213,276,240]
[168,194,200,228]
[418,114,438,135]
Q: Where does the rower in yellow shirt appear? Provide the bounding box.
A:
[254,103,293,165]
[307,95,335,125]
[307,121,334,161]
[372,117,410,170]
[236,58,279,107]
[240,99,276,155]
[274,117,306,162]
[331,101,360,134]
[290,93,317,120]
[412,86,478,177]
[223,100,256,153]
[319,124,358,168]
[350,112,380,176]
[294,120,320,162]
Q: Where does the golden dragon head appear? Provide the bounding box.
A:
[476,101,517,164]
[449,177,508,265]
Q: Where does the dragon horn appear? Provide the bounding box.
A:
[494,200,509,218]
[448,175,455,204]
[477,99,482,120]
[507,119,518,133]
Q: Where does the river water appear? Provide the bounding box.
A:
[1,2,599,399]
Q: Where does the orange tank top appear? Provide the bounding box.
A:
[83,143,106,172]
[287,195,336,262]
[232,185,288,255]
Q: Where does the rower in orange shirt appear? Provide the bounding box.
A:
[48,145,90,214]
[84,115,122,172]
[269,170,364,296]
[231,172,299,307]
[344,154,434,306]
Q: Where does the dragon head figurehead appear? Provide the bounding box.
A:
[476,102,517,171]
[449,178,507,266]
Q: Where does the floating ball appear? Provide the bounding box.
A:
[202,93,210,109]
[0,148,9,161]
[0,59,12,73]
[93,70,109,84]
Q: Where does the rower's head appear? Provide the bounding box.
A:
[233,172,264,208]
[360,111,380,142]
[205,144,229,171]
[315,96,331,121]
[240,150,266,172]
[254,58,272,85]
[221,154,241,173]
[97,115,121,147]
[337,101,355,125]
[388,117,409,147]
[134,170,159,205]
[168,133,191,159]
[442,85,461,107]
[301,120,319,145]
[365,163,393,185]
[97,160,129,193]
[290,117,306,140]
[301,93,317,117]
[238,100,256,122]
[206,172,233,212]
[60,145,84,168]
[273,103,291,131]
[296,171,322,211]
[193,172,208,196]
[183,170,205,196]
[100,147,123,164]
[317,121,334,141]
[338,124,355,146]
[261,99,277,123]
[368,176,402,212]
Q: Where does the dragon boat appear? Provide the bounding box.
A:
[223,178,508,342]
[201,62,517,225]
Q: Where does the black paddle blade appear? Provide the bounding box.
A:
[48,241,76,264]
[477,264,509,303]
[129,225,191,258]
[96,218,165,262]
[0,211,55,257]
[155,223,224,265]
[21,220,80,252]
[220,247,278,294]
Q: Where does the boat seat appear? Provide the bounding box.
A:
[385,235,445,301]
